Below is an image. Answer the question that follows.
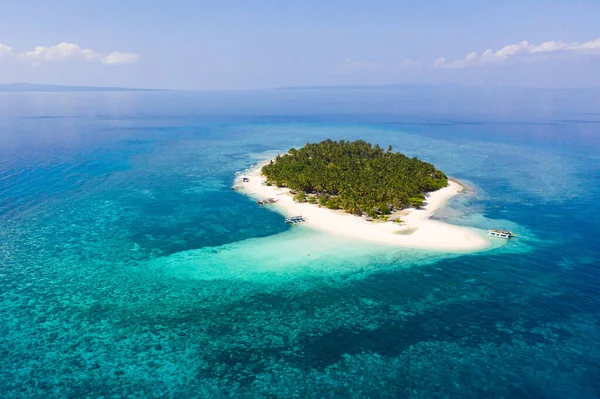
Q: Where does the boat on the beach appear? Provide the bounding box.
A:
[487,229,516,239]
[231,185,244,190]
[257,197,278,204]
[285,216,308,224]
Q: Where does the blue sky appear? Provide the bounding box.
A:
[1,0,599,89]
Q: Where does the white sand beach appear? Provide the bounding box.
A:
[235,161,491,251]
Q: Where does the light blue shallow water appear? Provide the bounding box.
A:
[1,88,599,398]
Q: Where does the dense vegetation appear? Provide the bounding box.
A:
[261,139,448,218]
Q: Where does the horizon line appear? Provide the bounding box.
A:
[2,82,600,93]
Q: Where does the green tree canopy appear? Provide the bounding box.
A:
[262,139,448,215]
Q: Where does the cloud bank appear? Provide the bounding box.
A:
[0,41,139,65]
[435,38,600,69]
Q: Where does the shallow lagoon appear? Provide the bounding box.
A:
[1,88,599,397]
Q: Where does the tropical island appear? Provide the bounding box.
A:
[235,140,491,251]
[261,139,448,219]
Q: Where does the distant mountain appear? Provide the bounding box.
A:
[0,83,165,92]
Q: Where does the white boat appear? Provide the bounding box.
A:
[285,216,308,224]
[487,229,516,239]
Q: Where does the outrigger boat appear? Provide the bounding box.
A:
[487,229,517,239]
[285,216,308,224]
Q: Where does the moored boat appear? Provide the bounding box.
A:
[487,229,516,239]
[285,215,308,224]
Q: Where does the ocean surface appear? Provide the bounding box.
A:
[1,87,599,398]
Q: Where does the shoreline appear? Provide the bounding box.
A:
[235,160,491,251]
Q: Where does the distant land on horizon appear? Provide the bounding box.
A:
[3,82,597,93]
[0,83,166,92]
[2,82,441,92]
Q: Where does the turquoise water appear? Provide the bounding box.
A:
[1,88,599,398]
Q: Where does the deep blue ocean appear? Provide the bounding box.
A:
[1,87,599,398]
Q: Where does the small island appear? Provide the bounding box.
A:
[261,139,448,219]
[235,140,491,251]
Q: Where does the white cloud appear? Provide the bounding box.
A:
[101,52,140,65]
[0,41,139,66]
[436,37,600,69]
[19,42,102,63]
[0,42,13,57]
